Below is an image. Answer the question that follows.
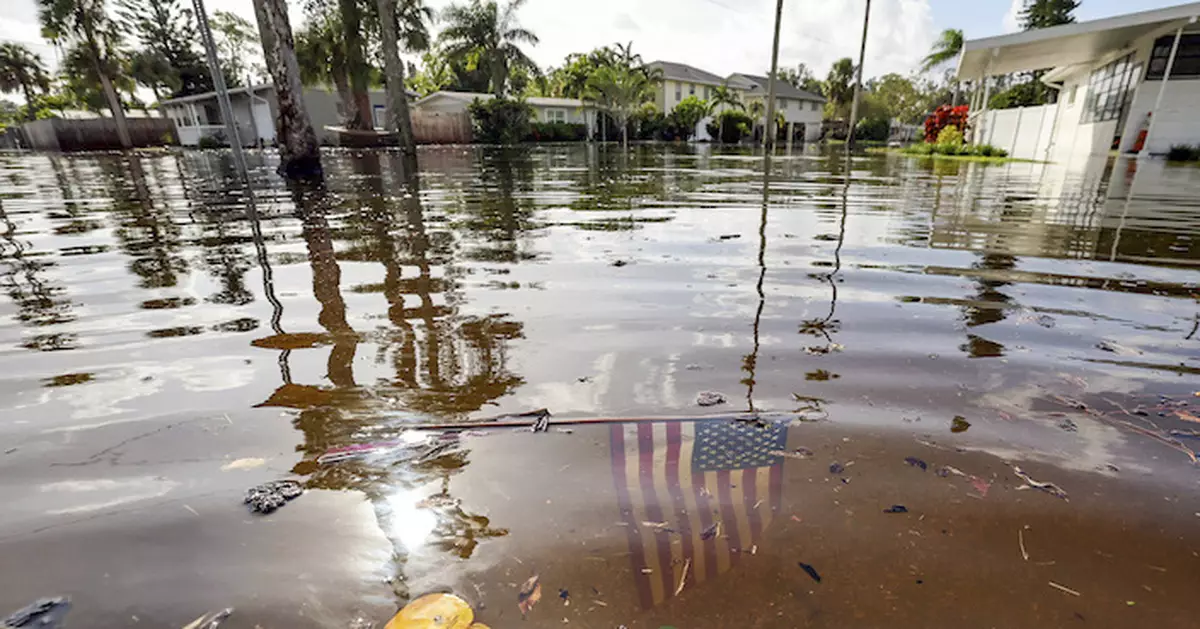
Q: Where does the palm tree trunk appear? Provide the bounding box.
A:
[83,30,132,149]
[375,0,416,156]
[339,0,373,129]
[252,0,323,178]
[620,116,628,148]
[21,83,37,121]
[333,70,354,125]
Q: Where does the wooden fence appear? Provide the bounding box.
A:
[411,110,472,144]
[17,118,177,151]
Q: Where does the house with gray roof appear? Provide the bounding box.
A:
[649,60,826,142]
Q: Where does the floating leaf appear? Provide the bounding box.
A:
[904,456,928,471]
[798,562,822,583]
[517,575,542,616]
[1177,410,1200,424]
[883,505,908,514]
[951,416,971,433]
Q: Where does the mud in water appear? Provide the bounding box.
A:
[1,145,1199,627]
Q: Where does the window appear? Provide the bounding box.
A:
[811,101,819,112]
[545,109,567,123]
[1148,34,1200,79]
[1068,85,1078,105]
[674,83,681,101]
[1082,54,1139,124]
[689,83,695,95]
[778,98,787,110]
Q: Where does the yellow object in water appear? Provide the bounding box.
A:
[385,593,489,629]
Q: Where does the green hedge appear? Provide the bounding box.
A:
[526,121,587,142]
[468,97,533,144]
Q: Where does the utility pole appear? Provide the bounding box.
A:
[763,0,785,151]
[846,0,872,151]
[193,0,249,181]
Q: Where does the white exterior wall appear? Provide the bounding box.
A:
[1039,22,1200,161]
[1121,78,1200,154]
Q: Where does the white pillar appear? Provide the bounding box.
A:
[1141,19,1193,158]
[786,121,794,153]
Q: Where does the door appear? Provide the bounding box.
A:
[252,100,274,144]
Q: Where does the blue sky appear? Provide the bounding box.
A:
[0,0,1194,90]
[936,0,1186,39]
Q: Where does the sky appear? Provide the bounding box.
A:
[0,0,1191,91]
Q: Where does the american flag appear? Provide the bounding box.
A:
[610,419,787,609]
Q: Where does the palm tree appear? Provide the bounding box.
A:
[823,57,856,120]
[586,64,655,148]
[921,29,964,105]
[0,43,51,120]
[252,0,323,178]
[706,81,742,142]
[295,10,353,120]
[921,29,963,73]
[36,0,132,147]
[439,0,538,96]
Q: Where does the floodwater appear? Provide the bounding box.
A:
[1,145,1199,628]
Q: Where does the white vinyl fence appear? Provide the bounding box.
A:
[974,104,1058,161]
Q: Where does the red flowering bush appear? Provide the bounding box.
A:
[923,105,969,143]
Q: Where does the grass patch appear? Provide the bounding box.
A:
[870,145,1043,164]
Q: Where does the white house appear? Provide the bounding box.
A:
[647,61,826,142]
[412,91,598,133]
[957,2,1200,161]
[159,84,400,146]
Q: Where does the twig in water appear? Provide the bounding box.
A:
[1049,581,1081,597]
[675,558,691,596]
[1013,466,1069,501]
[1019,528,1029,561]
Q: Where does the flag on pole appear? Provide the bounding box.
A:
[610,419,787,609]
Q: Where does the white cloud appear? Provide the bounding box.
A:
[1002,0,1025,32]
[2,0,936,87]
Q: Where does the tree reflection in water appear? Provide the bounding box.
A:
[246,153,522,590]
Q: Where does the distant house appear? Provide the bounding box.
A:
[648,60,826,142]
[726,73,825,141]
[412,91,599,132]
[158,84,411,146]
[957,2,1200,160]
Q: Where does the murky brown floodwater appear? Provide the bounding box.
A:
[2,145,1199,628]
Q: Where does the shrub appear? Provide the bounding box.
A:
[855,117,890,142]
[197,134,224,149]
[708,109,753,143]
[924,104,969,143]
[1167,144,1200,162]
[632,109,669,140]
[901,141,1007,159]
[936,124,964,147]
[527,121,586,142]
[671,96,708,141]
[468,97,533,144]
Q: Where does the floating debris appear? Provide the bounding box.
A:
[700,522,720,541]
[3,597,71,629]
[675,558,691,595]
[829,462,845,474]
[936,465,966,478]
[717,234,741,241]
[951,416,971,433]
[1177,410,1200,424]
[559,588,569,603]
[905,456,928,471]
[696,391,727,407]
[1095,340,1140,355]
[1048,581,1081,597]
[517,575,542,617]
[1057,418,1079,432]
[970,476,992,497]
[610,259,629,267]
[1012,466,1069,501]
[181,608,233,629]
[883,505,909,514]
[798,562,822,583]
[244,480,303,514]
